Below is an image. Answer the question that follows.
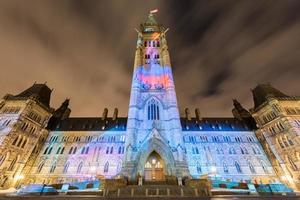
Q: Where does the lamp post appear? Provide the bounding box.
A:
[90,166,96,181]
[210,166,217,180]
[281,174,293,188]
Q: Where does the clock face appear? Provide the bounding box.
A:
[145,27,154,32]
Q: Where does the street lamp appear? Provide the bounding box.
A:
[15,174,24,180]
[15,174,24,188]
[210,166,217,180]
[211,166,217,173]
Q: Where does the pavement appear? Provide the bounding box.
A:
[0,195,300,200]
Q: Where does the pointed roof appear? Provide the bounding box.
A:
[145,13,158,25]
[4,83,52,109]
[140,11,162,33]
[252,84,289,109]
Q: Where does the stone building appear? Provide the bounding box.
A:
[0,84,53,187]
[0,13,299,191]
[251,84,300,190]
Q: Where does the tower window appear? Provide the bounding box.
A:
[147,99,160,120]
[157,41,160,47]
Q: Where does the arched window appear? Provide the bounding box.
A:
[288,156,298,171]
[235,161,242,173]
[48,147,53,154]
[252,147,257,154]
[229,147,236,154]
[195,147,199,154]
[248,162,256,173]
[0,155,6,167]
[12,136,18,146]
[17,137,23,147]
[63,162,70,173]
[8,157,17,171]
[73,147,77,154]
[196,163,202,174]
[21,139,27,148]
[260,160,269,173]
[287,136,294,146]
[244,147,248,154]
[110,146,113,154]
[106,147,109,154]
[56,147,61,154]
[43,147,49,154]
[117,162,122,173]
[223,162,229,173]
[49,162,56,173]
[118,146,122,154]
[81,147,86,154]
[37,162,45,173]
[104,162,109,173]
[60,147,65,154]
[85,147,89,154]
[256,147,261,154]
[147,99,160,120]
[77,162,83,173]
[241,147,245,154]
[69,147,73,154]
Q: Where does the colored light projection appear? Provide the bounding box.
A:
[134,33,174,91]
[42,128,125,182]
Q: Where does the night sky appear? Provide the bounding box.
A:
[0,0,300,117]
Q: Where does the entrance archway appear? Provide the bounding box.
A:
[144,151,165,181]
[135,137,176,179]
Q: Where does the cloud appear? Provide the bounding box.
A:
[0,0,299,117]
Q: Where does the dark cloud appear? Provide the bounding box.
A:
[0,0,299,117]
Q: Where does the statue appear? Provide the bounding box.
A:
[135,28,143,47]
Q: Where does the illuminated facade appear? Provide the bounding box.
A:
[0,84,53,188]
[250,84,300,190]
[0,13,299,190]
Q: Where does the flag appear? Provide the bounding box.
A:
[150,9,158,14]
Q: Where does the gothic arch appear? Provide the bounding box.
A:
[135,137,176,177]
[144,95,164,109]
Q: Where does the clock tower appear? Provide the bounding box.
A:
[122,12,190,181]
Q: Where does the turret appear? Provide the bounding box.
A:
[102,108,108,121]
[232,99,257,130]
[195,108,201,121]
[185,108,191,121]
[47,98,71,130]
[113,108,118,121]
